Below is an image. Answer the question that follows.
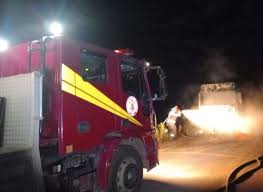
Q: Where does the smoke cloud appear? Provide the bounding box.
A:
[200,50,238,83]
[240,84,263,136]
[178,84,200,108]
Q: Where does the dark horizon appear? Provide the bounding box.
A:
[1,0,263,120]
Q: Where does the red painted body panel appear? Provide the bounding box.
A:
[59,40,117,154]
[0,43,29,76]
[0,38,158,188]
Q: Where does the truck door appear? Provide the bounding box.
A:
[61,43,116,154]
[116,57,152,131]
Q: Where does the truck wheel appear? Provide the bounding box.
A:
[108,146,143,192]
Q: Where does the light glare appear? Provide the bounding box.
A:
[144,163,197,179]
[145,61,150,67]
[49,22,63,36]
[182,106,251,134]
[0,38,8,52]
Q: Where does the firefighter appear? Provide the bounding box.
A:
[166,105,184,139]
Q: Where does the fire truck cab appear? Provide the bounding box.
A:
[0,37,166,192]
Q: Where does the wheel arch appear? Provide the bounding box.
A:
[119,137,148,169]
[97,133,149,191]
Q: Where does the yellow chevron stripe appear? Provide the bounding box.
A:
[61,81,75,95]
[75,88,127,119]
[62,63,76,86]
[61,64,143,127]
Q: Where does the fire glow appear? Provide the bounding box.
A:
[144,163,196,179]
[182,105,251,134]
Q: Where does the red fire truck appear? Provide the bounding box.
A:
[0,32,166,191]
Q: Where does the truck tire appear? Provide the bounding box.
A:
[108,146,143,192]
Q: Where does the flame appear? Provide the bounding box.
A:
[182,105,251,134]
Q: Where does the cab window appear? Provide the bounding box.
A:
[120,59,144,98]
[80,49,106,82]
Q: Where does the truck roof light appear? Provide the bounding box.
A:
[49,21,63,36]
[0,38,8,52]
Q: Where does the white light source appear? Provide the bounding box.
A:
[0,38,8,52]
[145,61,150,67]
[49,21,63,36]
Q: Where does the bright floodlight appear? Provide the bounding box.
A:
[49,22,63,36]
[0,38,8,52]
[145,61,150,67]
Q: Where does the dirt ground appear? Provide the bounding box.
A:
[142,135,263,192]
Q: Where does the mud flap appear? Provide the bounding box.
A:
[97,138,121,191]
[143,134,159,170]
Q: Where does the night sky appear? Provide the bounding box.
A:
[1,0,263,119]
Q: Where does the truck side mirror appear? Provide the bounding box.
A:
[147,66,167,101]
